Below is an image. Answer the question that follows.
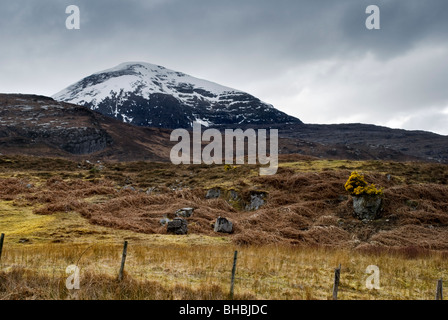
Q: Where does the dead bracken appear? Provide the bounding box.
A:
[0,155,448,249]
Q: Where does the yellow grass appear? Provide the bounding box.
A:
[0,201,55,239]
[0,200,230,246]
[0,243,446,300]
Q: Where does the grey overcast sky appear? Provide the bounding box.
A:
[1,0,448,135]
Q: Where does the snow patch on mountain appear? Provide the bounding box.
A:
[53,62,301,129]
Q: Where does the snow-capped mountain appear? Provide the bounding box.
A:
[53,62,301,129]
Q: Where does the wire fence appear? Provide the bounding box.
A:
[0,235,447,300]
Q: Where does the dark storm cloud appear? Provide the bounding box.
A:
[1,0,448,134]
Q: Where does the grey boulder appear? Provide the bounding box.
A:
[175,207,194,218]
[353,196,383,220]
[214,216,233,234]
[206,188,221,199]
[167,218,188,235]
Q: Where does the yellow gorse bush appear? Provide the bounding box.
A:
[345,171,383,196]
[224,164,236,171]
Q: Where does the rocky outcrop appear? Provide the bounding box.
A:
[167,218,188,235]
[0,95,112,155]
[206,188,221,199]
[352,196,383,220]
[175,208,194,218]
[245,192,267,211]
[205,188,266,211]
[214,217,233,234]
[60,127,111,154]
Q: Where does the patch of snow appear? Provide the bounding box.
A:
[193,118,212,127]
[121,114,134,124]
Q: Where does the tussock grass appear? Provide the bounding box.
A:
[0,243,447,300]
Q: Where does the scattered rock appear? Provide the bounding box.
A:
[175,208,194,218]
[205,188,266,211]
[206,188,221,199]
[353,195,383,220]
[245,192,266,211]
[122,185,136,192]
[214,216,233,234]
[167,218,188,235]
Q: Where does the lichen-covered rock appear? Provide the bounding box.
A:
[206,188,221,199]
[167,218,188,235]
[214,216,233,234]
[229,190,239,201]
[353,196,383,220]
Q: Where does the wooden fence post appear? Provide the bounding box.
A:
[436,279,443,300]
[0,233,4,263]
[229,250,238,300]
[118,241,128,281]
[332,264,341,300]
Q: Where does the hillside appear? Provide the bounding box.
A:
[0,94,173,161]
[279,123,448,163]
[1,155,448,251]
[2,94,448,165]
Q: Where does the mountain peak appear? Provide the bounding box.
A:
[53,62,302,129]
[93,62,178,78]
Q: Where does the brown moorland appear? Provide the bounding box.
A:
[1,155,448,252]
[1,155,448,300]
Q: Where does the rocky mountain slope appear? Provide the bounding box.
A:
[53,62,301,129]
[278,123,448,163]
[0,94,173,161]
[2,93,447,164]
